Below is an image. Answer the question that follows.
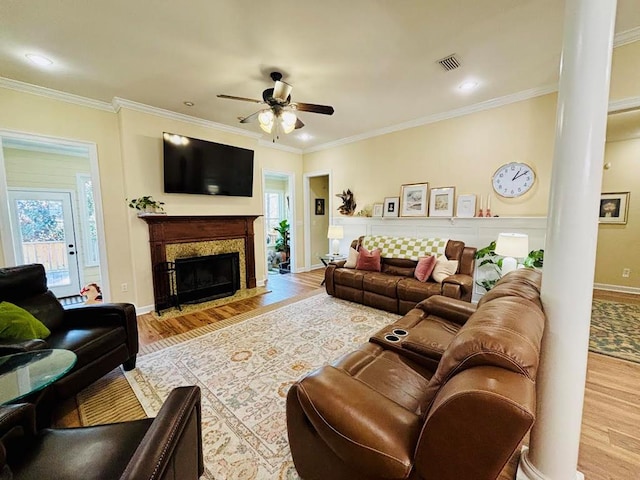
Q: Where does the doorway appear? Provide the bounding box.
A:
[303,170,332,270]
[8,189,81,297]
[0,132,109,301]
[262,170,295,276]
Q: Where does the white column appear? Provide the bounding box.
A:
[517,1,617,479]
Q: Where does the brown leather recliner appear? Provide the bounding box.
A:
[287,269,545,480]
[0,386,204,480]
[0,264,139,400]
[325,237,477,314]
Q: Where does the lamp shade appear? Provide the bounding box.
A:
[495,233,529,258]
[327,225,344,239]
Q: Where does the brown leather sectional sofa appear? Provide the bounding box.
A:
[325,237,477,314]
[287,269,544,480]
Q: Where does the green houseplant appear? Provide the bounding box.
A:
[127,196,165,214]
[274,219,290,273]
[475,241,544,291]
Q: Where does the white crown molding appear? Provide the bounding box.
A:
[0,76,114,112]
[593,283,640,295]
[614,26,640,47]
[304,84,558,154]
[112,97,262,140]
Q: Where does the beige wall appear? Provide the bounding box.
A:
[309,176,329,261]
[596,136,640,287]
[304,93,558,217]
[0,88,133,302]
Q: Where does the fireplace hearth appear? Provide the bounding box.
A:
[175,253,240,304]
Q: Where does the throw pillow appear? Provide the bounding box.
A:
[414,255,437,282]
[344,247,359,268]
[431,256,459,283]
[355,246,381,272]
[0,301,51,341]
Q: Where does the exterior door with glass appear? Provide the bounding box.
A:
[8,190,81,298]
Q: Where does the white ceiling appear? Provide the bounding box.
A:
[2,1,640,150]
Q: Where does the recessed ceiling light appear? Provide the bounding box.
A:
[458,80,479,92]
[298,133,312,141]
[183,101,194,107]
[25,54,53,66]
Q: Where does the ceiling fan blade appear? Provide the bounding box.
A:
[293,102,335,115]
[239,110,262,123]
[217,94,264,104]
[295,118,305,130]
[273,81,293,102]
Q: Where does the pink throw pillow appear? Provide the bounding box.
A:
[355,247,381,272]
[414,255,437,282]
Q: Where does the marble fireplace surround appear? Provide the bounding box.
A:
[141,215,259,311]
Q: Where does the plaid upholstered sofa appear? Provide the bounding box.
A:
[324,236,476,314]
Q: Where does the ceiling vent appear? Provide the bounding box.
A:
[437,54,461,71]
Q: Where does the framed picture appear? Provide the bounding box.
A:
[599,192,629,224]
[315,198,325,215]
[383,197,400,217]
[456,194,476,218]
[372,203,384,217]
[429,186,455,217]
[400,183,429,217]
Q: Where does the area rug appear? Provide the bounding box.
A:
[125,291,401,480]
[589,299,640,364]
[151,286,271,320]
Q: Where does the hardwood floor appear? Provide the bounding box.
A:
[136,268,325,347]
[136,273,640,479]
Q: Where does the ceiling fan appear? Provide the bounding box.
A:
[217,72,334,137]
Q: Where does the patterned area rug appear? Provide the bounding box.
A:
[590,299,640,364]
[125,292,400,480]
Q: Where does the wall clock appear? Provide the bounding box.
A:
[492,162,536,198]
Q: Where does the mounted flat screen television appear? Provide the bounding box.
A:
[163,132,254,197]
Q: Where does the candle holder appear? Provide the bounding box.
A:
[485,208,492,218]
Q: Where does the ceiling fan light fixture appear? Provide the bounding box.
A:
[258,109,274,133]
[281,111,297,134]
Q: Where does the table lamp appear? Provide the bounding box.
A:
[327,225,344,255]
[495,233,529,275]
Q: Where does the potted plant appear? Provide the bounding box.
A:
[475,242,544,291]
[127,196,165,215]
[274,220,290,272]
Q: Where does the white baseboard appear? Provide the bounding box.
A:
[136,304,154,315]
[593,283,640,295]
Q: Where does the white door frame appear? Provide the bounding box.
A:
[303,169,332,271]
[0,130,111,301]
[262,168,296,275]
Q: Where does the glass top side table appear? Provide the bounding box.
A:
[319,253,347,285]
[0,349,77,405]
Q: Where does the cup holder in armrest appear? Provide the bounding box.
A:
[392,329,408,337]
[384,334,401,343]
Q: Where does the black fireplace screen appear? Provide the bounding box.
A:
[154,252,240,314]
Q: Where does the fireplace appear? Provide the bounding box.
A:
[175,253,240,304]
[140,215,259,314]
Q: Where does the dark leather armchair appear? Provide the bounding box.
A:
[0,386,204,480]
[0,264,139,400]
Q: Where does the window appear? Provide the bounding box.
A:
[76,174,99,266]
